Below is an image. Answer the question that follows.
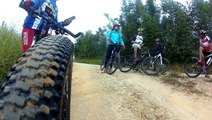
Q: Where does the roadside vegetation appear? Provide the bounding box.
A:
[0,22,22,82]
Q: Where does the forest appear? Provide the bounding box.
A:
[75,0,212,63]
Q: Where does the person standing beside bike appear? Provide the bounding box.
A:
[150,38,164,57]
[198,29,211,78]
[20,0,73,53]
[131,28,144,61]
[101,23,126,73]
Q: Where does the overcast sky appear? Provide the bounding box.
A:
[0,0,189,35]
[0,0,123,34]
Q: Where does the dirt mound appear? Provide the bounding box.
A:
[71,63,212,120]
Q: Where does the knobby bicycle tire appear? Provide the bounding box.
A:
[141,56,161,76]
[119,55,134,72]
[184,57,202,78]
[100,56,105,71]
[0,35,74,120]
[160,58,170,74]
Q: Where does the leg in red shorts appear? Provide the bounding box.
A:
[21,28,35,53]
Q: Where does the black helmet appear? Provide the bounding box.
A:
[199,29,206,34]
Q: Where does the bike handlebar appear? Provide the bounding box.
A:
[30,11,82,38]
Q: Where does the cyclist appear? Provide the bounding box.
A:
[198,29,211,78]
[101,23,125,73]
[150,38,164,57]
[131,28,144,61]
[21,0,73,53]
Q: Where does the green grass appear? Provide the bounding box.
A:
[160,72,182,86]
[0,22,22,82]
[74,58,101,65]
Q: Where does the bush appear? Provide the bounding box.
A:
[0,22,22,82]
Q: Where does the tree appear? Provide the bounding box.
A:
[75,30,105,59]
[161,0,192,62]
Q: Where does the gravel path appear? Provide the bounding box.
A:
[71,63,212,120]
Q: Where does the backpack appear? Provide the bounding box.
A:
[19,0,35,12]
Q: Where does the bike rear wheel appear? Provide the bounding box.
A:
[0,35,73,120]
[119,55,134,72]
[160,58,170,74]
[100,56,105,71]
[106,53,120,75]
[141,56,161,76]
[184,57,202,78]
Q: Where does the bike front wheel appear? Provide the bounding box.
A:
[119,55,134,72]
[100,56,105,71]
[0,35,73,120]
[141,57,161,76]
[184,57,202,78]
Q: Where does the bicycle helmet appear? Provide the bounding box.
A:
[113,23,120,28]
[137,28,144,32]
[155,38,160,42]
[199,29,206,34]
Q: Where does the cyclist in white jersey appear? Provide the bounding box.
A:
[131,28,144,61]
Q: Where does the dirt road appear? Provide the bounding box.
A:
[71,63,212,120]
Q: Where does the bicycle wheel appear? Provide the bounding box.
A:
[141,56,161,76]
[160,58,170,74]
[0,35,73,120]
[106,53,120,75]
[100,56,105,71]
[119,55,134,72]
[184,57,202,78]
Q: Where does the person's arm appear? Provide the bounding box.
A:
[32,0,49,11]
[131,36,136,43]
[105,31,112,43]
[158,44,164,53]
[119,34,125,48]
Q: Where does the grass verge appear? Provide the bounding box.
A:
[74,58,101,65]
[0,22,22,82]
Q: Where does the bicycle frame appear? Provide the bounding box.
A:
[205,54,212,66]
[148,53,163,66]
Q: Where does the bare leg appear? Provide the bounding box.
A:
[134,46,138,59]
[199,47,204,62]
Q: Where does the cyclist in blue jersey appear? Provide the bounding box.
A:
[101,23,126,73]
[21,0,73,52]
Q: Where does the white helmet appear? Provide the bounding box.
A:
[199,29,206,34]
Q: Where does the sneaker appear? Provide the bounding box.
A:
[101,68,106,73]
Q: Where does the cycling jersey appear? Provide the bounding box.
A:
[132,35,143,49]
[23,0,59,30]
[106,30,125,46]
[150,43,164,56]
[200,36,211,52]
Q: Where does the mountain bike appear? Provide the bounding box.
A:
[0,11,82,120]
[100,44,122,75]
[141,52,169,76]
[119,47,149,72]
[184,54,212,78]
